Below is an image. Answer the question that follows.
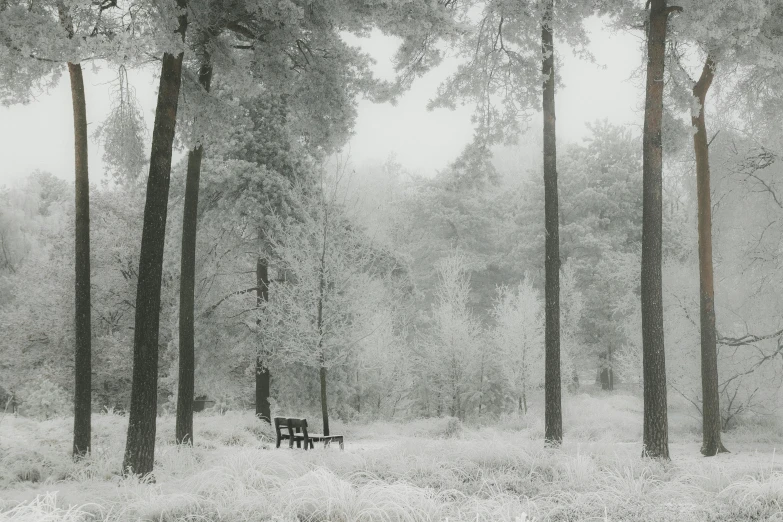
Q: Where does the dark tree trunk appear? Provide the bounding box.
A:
[176,55,213,446]
[601,347,615,392]
[692,55,729,457]
[317,249,329,436]
[255,257,271,423]
[69,62,91,459]
[640,0,672,460]
[356,369,361,414]
[320,365,329,436]
[541,0,562,446]
[608,345,613,391]
[123,5,188,477]
[255,358,270,421]
[58,0,91,462]
[477,354,484,417]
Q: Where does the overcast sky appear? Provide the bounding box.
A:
[0,17,644,187]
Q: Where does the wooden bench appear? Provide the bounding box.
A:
[274,417,344,450]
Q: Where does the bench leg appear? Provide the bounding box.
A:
[276,439,281,449]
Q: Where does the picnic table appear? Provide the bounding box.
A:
[274,417,344,450]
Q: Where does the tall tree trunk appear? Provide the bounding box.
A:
[176,55,213,446]
[356,369,361,414]
[123,5,188,477]
[640,0,672,460]
[319,365,329,435]
[69,62,91,459]
[317,217,330,436]
[477,352,485,416]
[317,281,330,435]
[58,0,91,462]
[692,55,728,457]
[608,345,614,392]
[541,0,562,446]
[255,257,271,423]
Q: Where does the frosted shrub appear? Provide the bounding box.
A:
[412,416,463,439]
[18,379,71,420]
[443,416,463,438]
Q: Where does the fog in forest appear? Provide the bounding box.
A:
[1,1,783,520]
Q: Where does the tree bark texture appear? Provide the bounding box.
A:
[692,55,728,457]
[541,0,562,446]
[255,257,271,423]
[641,0,670,460]
[123,4,188,476]
[317,251,330,436]
[320,365,329,436]
[176,56,213,446]
[69,62,91,459]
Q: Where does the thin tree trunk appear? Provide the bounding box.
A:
[176,55,213,446]
[317,212,330,436]
[123,4,188,477]
[608,345,614,392]
[478,353,484,417]
[454,378,461,420]
[640,0,673,460]
[692,55,728,457]
[317,269,330,435]
[319,365,329,435]
[58,0,91,462]
[356,369,361,414]
[541,0,562,446]
[69,61,91,459]
[255,257,271,423]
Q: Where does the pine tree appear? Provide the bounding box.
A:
[123,0,189,476]
[640,0,678,460]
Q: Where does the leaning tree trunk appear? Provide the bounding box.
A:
[541,0,562,446]
[69,62,91,459]
[176,55,213,446]
[640,0,673,460]
[123,5,188,477]
[255,257,271,423]
[692,55,729,457]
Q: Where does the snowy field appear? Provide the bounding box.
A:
[1,393,782,522]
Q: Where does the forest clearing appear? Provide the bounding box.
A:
[3,0,783,520]
[2,392,782,521]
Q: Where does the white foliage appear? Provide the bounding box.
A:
[424,253,483,419]
[492,278,544,412]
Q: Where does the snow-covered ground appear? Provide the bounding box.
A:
[1,393,782,521]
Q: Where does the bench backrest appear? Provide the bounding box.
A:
[273,417,310,442]
[273,417,289,441]
[285,418,309,440]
